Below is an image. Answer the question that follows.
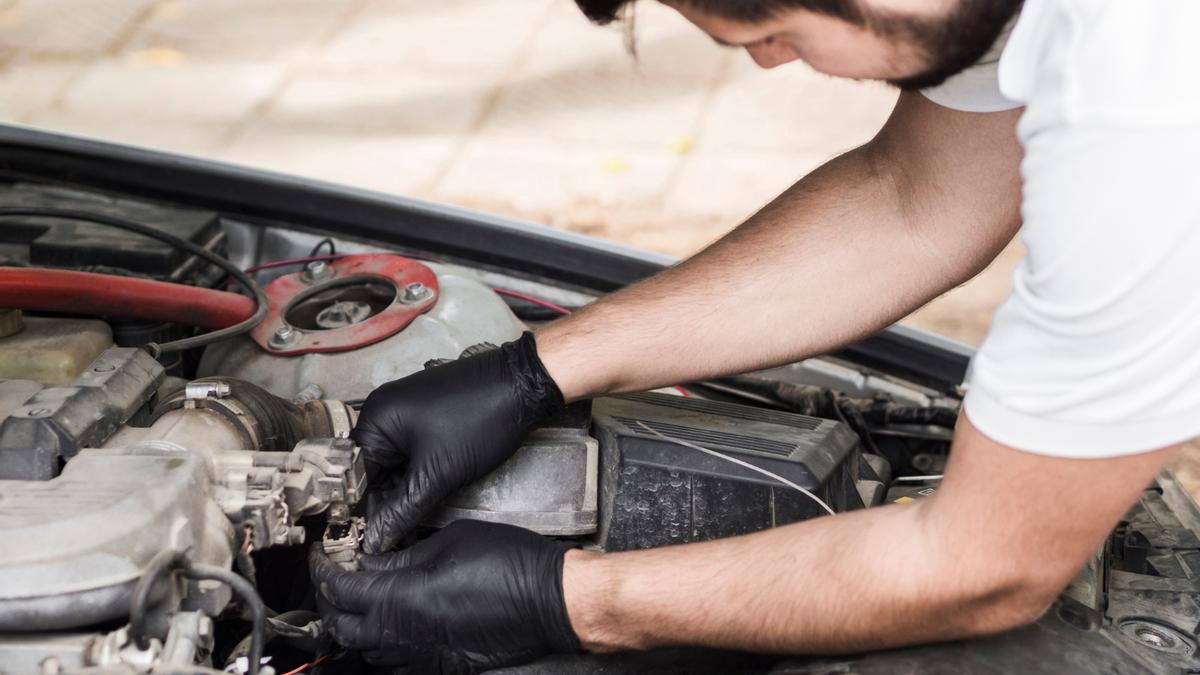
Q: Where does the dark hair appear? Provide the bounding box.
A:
[573,0,865,26]
[573,0,1021,90]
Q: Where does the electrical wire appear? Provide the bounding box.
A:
[634,421,835,516]
[129,549,189,650]
[184,564,266,675]
[308,238,336,258]
[0,207,267,354]
[892,474,943,482]
[245,254,344,274]
[278,653,333,675]
[492,287,574,315]
[128,551,266,675]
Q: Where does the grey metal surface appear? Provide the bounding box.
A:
[197,263,527,401]
[0,442,234,631]
[428,428,599,536]
[0,348,163,480]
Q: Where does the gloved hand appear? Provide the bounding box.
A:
[309,520,580,673]
[352,332,565,553]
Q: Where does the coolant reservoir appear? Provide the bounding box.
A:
[0,315,113,384]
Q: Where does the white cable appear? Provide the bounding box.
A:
[634,421,836,516]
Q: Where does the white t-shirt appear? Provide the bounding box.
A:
[921,0,1200,458]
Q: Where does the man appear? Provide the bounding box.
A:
[308,0,1200,671]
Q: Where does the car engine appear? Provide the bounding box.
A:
[0,183,950,674]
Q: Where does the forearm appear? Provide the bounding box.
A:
[538,96,1021,401]
[562,416,1172,655]
[565,502,1019,655]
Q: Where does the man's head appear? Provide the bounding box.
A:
[574,0,1022,89]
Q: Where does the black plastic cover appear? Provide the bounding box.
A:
[0,182,220,277]
[590,392,862,551]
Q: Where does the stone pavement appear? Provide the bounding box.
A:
[0,0,1010,342]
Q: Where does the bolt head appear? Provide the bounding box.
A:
[302,259,335,283]
[402,282,430,303]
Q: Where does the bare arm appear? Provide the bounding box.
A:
[537,92,1023,400]
[563,416,1173,652]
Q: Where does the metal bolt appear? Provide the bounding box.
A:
[293,383,325,403]
[269,324,301,349]
[302,260,334,283]
[185,382,232,400]
[402,282,430,303]
[27,408,51,417]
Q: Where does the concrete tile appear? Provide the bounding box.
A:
[0,0,154,56]
[319,0,553,76]
[661,150,817,226]
[246,67,491,137]
[434,138,677,225]
[524,1,729,81]
[697,58,897,154]
[221,129,455,196]
[0,57,87,121]
[123,0,360,61]
[477,69,712,149]
[26,58,285,155]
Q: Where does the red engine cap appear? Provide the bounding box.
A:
[249,254,439,356]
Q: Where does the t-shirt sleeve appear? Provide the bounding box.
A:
[920,22,1021,113]
[962,0,1200,458]
[963,125,1200,457]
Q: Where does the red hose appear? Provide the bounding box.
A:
[0,268,256,330]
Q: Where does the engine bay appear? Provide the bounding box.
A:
[0,174,1196,675]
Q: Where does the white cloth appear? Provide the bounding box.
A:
[922,0,1200,457]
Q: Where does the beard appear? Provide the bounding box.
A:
[880,0,1024,90]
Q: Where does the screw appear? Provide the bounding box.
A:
[269,325,301,349]
[302,260,334,283]
[402,282,430,303]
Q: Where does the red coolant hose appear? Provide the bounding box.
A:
[0,267,256,330]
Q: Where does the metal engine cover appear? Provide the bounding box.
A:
[0,443,234,631]
[197,262,526,401]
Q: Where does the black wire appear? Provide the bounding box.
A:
[184,563,267,675]
[129,549,189,650]
[0,207,267,354]
[308,237,336,257]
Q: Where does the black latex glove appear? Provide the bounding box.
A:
[309,520,580,673]
[352,332,565,554]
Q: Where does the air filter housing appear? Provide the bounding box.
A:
[591,392,863,551]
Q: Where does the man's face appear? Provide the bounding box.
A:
[664,0,1018,89]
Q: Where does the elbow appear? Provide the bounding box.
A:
[953,569,1064,637]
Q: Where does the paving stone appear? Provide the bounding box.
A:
[478,68,713,150]
[435,137,678,225]
[0,0,154,56]
[697,57,897,154]
[221,130,455,196]
[244,67,490,137]
[661,150,817,226]
[0,57,87,121]
[122,0,361,61]
[27,58,285,155]
[523,1,729,81]
[319,0,553,77]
